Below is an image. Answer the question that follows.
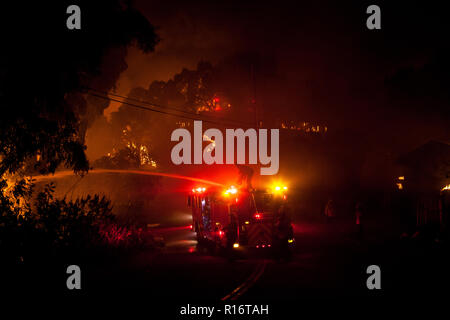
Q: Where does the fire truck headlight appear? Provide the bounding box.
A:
[288,239,294,243]
[271,183,288,193]
[233,243,240,248]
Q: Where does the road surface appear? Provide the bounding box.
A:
[20,172,450,304]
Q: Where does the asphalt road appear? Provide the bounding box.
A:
[88,221,376,300]
[22,173,450,306]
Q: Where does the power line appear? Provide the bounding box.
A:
[87,91,254,128]
[86,86,254,127]
[87,87,188,113]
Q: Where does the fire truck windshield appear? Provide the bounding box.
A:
[252,191,275,213]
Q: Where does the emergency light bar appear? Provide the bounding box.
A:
[223,185,238,196]
[271,183,288,194]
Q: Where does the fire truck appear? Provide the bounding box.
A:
[187,184,294,254]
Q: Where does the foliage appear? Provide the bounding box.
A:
[98,61,234,167]
[0,2,159,263]
[0,178,153,264]
[0,1,159,177]
[99,223,145,249]
[93,146,142,169]
[34,183,114,248]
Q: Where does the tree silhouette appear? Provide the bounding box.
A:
[0,1,159,176]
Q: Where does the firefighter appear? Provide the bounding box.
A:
[274,204,293,261]
[225,213,239,260]
[324,199,336,223]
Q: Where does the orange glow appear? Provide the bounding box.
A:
[442,184,450,191]
[228,186,237,194]
[223,185,238,196]
[271,183,288,194]
[192,186,207,193]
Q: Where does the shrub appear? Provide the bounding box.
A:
[0,177,154,265]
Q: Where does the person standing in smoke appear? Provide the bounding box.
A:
[324,199,336,223]
[274,204,293,261]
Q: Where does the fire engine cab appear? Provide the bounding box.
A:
[187,184,294,254]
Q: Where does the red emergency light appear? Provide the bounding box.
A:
[254,213,262,220]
